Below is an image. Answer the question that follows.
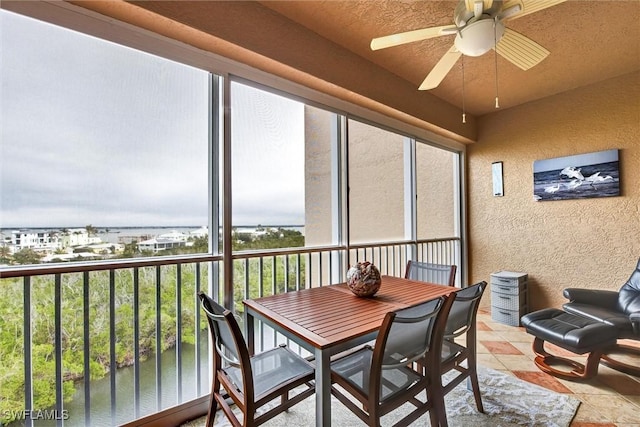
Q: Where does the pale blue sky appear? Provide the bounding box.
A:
[1,10,304,228]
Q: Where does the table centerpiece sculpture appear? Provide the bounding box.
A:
[346,261,381,297]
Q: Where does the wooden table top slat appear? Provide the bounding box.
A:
[244,275,455,350]
[257,289,343,318]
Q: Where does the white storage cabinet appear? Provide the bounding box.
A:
[490,271,528,326]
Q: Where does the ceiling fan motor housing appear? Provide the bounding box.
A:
[455,19,505,56]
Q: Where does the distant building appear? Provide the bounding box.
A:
[60,228,101,247]
[137,238,187,252]
[8,230,61,253]
[157,230,188,241]
[4,228,109,259]
[189,226,208,238]
[117,234,153,244]
[137,230,188,253]
[41,252,101,263]
[85,242,125,255]
[137,228,208,253]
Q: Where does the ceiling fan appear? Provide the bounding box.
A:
[371,0,566,90]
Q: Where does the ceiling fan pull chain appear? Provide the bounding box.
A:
[461,56,467,123]
[494,17,500,109]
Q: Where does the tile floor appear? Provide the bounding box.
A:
[476,309,640,427]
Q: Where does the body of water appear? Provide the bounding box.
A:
[1,226,305,243]
[98,226,204,244]
[8,340,210,427]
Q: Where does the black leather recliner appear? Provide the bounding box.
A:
[563,258,640,376]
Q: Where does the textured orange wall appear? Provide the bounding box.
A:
[468,71,640,312]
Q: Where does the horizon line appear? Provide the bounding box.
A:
[0,224,305,230]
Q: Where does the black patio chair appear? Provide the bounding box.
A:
[329,294,455,427]
[436,281,488,426]
[563,258,640,376]
[197,291,315,426]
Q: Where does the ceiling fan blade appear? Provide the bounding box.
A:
[499,0,524,19]
[370,25,457,51]
[495,28,549,70]
[503,0,566,20]
[419,46,462,90]
[465,0,494,12]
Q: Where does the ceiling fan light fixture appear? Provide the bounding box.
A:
[454,19,505,56]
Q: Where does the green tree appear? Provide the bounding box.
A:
[234,227,304,250]
[121,241,139,258]
[0,246,11,264]
[12,248,42,265]
[0,263,211,420]
[0,227,310,420]
[191,236,208,252]
[85,224,98,237]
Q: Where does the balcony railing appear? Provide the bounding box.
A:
[0,237,460,427]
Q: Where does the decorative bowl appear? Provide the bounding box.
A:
[346,262,381,297]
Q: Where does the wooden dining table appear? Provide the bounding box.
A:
[243,275,458,427]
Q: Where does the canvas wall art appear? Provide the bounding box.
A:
[533,149,620,201]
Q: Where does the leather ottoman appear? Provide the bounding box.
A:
[521,308,619,380]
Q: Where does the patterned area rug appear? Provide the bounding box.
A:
[182,366,580,427]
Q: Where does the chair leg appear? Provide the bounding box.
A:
[465,327,484,414]
[205,375,221,427]
[467,353,484,413]
[427,383,447,427]
[204,396,216,427]
[468,371,484,413]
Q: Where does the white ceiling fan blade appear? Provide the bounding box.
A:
[499,0,523,19]
[503,0,566,20]
[465,0,494,12]
[495,28,549,70]
[370,25,458,51]
[419,46,462,90]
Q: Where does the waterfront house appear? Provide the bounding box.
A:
[137,229,208,253]
[60,228,102,249]
[7,230,61,253]
[137,237,187,253]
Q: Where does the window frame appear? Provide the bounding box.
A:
[1,0,469,291]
